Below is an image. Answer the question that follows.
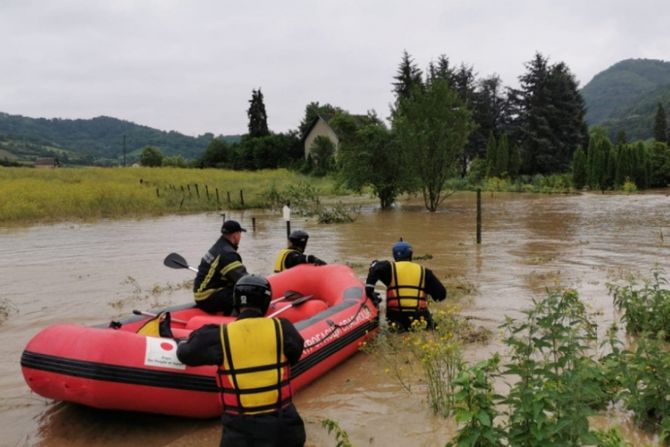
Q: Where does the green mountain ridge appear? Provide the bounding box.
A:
[0,112,240,165]
[581,58,670,140]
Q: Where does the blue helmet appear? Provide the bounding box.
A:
[392,240,413,261]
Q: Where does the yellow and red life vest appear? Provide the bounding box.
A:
[218,318,292,415]
[386,261,427,312]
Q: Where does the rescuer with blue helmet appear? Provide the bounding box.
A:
[365,239,446,330]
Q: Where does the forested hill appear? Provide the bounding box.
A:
[581,58,670,140]
[0,112,239,165]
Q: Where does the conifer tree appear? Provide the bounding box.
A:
[571,147,587,189]
[587,130,611,190]
[485,132,497,177]
[606,146,617,189]
[496,134,510,177]
[654,103,668,143]
[392,50,423,103]
[247,88,269,137]
[508,143,521,178]
[509,53,588,175]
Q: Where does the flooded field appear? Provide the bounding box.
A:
[1,191,669,446]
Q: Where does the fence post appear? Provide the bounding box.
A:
[205,185,210,200]
[239,189,244,206]
[476,188,482,244]
[252,217,256,232]
[216,188,220,205]
[227,191,231,205]
[194,184,200,198]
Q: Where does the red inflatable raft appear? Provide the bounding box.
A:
[21,264,378,418]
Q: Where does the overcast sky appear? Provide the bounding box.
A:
[1,0,669,137]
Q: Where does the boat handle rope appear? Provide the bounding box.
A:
[302,299,374,350]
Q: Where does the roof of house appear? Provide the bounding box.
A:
[301,115,334,144]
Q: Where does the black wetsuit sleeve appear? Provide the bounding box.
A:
[284,251,308,269]
[424,268,447,302]
[176,324,223,366]
[279,318,305,365]
[365,260,391,298]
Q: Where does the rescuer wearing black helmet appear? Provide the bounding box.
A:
[193,220,249,315]
[365,239,446,331]
[177,275,306,447]
[274,229,327,273]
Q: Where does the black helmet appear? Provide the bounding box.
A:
[233,275,272,315]
[392,240,413,261]
[288,230,309,251]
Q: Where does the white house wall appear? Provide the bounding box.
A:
[304,118,340,159]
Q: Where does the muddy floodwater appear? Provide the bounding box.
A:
[1,191,669,446]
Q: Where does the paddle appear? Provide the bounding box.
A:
[271,289,308,307]
[163,252,198,273]
[267,294,314,318]
[133,309,187,325]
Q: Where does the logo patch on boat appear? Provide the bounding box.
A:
[144,337,186,370]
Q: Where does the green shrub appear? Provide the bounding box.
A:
[610,269,670,339]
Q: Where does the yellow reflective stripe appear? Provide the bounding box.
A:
[194,288,215,301]
[220,260,243,277]
[196,255,221,293]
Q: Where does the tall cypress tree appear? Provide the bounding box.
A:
[247,88,269,137]
[572,147,587,189]
[508,142,521,178]
[496,134,510,177]
[654,103,668,143]
[485,132,497,177]
[605,146,617,189]
[587,130,611,190]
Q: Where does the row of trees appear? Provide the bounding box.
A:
[140,51,670,213]
[333,51,589,210]
[572,129,670,190]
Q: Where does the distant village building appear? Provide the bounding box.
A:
[34,157,59,168]
[302,116,339,159]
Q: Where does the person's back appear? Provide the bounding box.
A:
[193,220,248,315]
[365,240,446,330]
[274,230,326,273]
[178,275,306,447]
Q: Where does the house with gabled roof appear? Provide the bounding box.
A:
[302,115,339,159]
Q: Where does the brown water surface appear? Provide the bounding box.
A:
[1,192,669,446]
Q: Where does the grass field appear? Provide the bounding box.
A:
[0,166,338,226]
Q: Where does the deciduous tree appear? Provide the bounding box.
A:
[139,146,163,167]
[337,118,410,209]
[394,80,474,211]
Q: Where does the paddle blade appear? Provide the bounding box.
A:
[164,252,190,270]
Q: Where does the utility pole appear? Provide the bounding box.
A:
[123,135,127,167]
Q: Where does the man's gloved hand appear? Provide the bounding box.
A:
[372,292,382,307]
[308,255,327,266]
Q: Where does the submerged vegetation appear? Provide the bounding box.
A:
[335,269,670,446]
